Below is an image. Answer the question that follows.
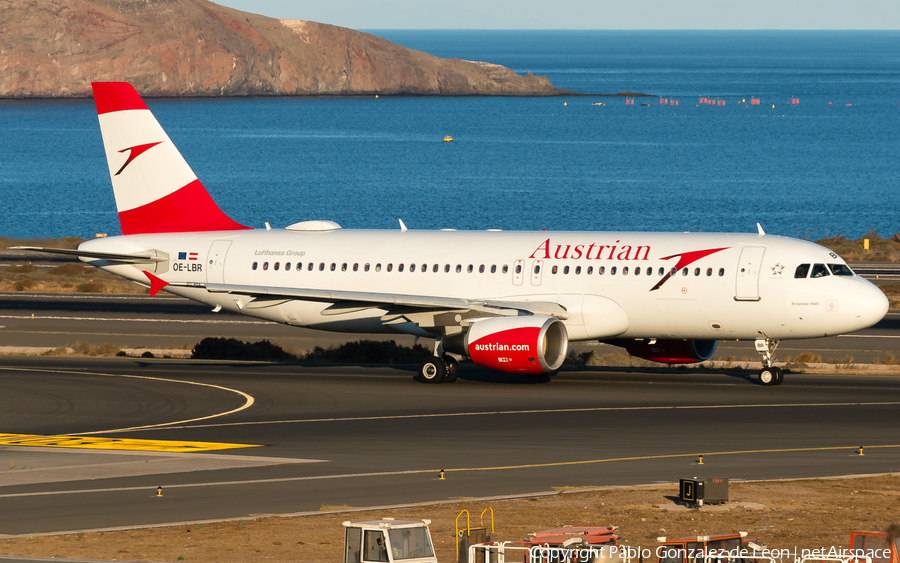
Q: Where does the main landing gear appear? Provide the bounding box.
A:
[418,355,460,383]
[755,337,784,386]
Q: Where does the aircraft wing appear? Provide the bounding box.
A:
[203,282,569,319]
[10,246,166,264]
[148,271,567,321]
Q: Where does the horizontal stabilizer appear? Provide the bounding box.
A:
[10,246,166,264]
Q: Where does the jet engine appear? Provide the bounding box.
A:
[610,338,718,364]
[444,316,568,374]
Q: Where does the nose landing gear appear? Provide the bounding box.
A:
[755,337,784,386]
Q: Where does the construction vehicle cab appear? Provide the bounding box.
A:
[343,518,437,563]
[655,532,758,563]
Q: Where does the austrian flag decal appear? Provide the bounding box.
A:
[177,252,198,261]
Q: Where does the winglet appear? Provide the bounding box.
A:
[756,223,766,236]
[143,271,170,296]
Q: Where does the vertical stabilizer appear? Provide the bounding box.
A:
[92,82,250,235]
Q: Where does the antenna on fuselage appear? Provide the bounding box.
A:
[756,223,766,236]
[399,219,408,232]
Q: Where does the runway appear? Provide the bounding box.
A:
[1,355,899,536]
[1,292,899,362]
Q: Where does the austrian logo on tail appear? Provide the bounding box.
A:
[115,141,163,176]
[650,247,730,291]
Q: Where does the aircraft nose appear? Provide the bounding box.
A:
[852,280,890,330]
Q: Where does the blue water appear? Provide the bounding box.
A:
[1,31,898,240]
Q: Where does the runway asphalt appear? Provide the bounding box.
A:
[1,355,899,537]
[1,292,899,362]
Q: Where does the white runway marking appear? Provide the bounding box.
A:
[0,314,268,325]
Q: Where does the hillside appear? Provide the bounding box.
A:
[0,0,574,98]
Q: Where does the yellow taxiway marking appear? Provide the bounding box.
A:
[0,433,261,452]
[0,366,255,435]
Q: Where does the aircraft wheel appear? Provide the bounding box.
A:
[773,367,784,385]
[759,367,777,386]
[419,357,447,383]
[442,356,460,383]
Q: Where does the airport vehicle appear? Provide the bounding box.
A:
[849,529,899,563]
[343,518,437,563]
[16,83,889,385]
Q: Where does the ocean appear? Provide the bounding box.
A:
[0,31,898,240]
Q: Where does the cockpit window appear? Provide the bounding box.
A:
[794,264,810,278]
[810,263,830,278]
[828,263,854,276]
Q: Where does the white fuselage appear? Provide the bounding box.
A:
[80,227,888,342]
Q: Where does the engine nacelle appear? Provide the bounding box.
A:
[444,316,568,374]
[611,339,718,364]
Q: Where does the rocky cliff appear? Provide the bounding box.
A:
[0,0,574,98]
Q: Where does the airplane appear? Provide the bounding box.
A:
[15,82,890,386]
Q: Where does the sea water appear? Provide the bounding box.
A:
[0,31,897,240]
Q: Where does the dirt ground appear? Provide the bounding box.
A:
[1,474,897,562]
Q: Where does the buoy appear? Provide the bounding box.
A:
[375,95,379,98]
[156,486,163,497]
[697,455,704,465]
[439,470,445,480]
[563,102,567,106]
[772,104,775,108]
[443,136,453,142]
[858,446,864,456]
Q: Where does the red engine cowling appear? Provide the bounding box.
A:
[612,339,718,364]
[446,316,568,374]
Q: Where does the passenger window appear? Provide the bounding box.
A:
[432,264,438,273]
[353,263,358,272]
[598,266,605,275]
[670,267,677,276]
[252,262,258,270]
[622,266,628,275]
[479,264,485,273]
[491,265,497,274]
[444,264,450,273]
[575,266,581,275]
[515,264,522,274]
[564,265,570,274]
[533,264,540,274]
[318,263,324,271]
[330,263,336,271]
[811,263,830,278]
[468,264,474,273]
[274,262,280,271]
[682,267,688,276]
[587,266,593,275]
[635,267,641,275]
[718,268,725,277]
[364,263,370,272]
[375,263,381,272]
[647,267,653,276]
[610,266,617,275]
[456,265,462,273]
[794,264,810,278]
[408,263,414,272]
[263,262,269,271]
[829,263,854,276]
[694,267,700,276]
[706,267,712,276]
[308,262,313,271]
[552,265,558,274]
[502,265,509,274]
[297,262,302,271]
[422,264,428,273]
[387,263,393,272]
[341,263,347,271]
[398,264,404,272]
